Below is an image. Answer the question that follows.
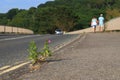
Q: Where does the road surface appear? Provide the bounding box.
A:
[0,34,79,68]
[16,32,120,80]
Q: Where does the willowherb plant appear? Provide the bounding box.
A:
[28,41,39,64]
[28,39,52,64]
[40,40,52,60]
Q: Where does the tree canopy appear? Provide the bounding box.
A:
[0,0,120,34]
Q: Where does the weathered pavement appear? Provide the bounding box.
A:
[17,32,120,80]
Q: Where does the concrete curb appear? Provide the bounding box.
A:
[51,33,87,59]
[51,34,82,53]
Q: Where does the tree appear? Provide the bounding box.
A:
[1,0,120,34]
[9,10,29,28]
[6,8,19,20]
[0,13,8,25]
[106,8,120,20]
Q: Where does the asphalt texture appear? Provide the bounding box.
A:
[9,33,120,80]
[0,34,78,68]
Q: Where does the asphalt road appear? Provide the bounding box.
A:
[16,32,120,80]
[0,34,79,68]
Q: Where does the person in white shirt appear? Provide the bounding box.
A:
[91,16,98,32]
[98,14,104,32]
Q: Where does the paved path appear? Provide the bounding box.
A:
[17,32,120,80]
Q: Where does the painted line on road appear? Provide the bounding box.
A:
[0,34,83,76]
[52,34,82,52]
[0,35,41,41]
[0,61,30,75]
[0,66,10,71]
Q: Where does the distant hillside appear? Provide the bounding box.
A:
[0,0,120,34]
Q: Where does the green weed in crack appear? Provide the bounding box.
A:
[28,40,52,65]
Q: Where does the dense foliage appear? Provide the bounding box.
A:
[0,0,120,34]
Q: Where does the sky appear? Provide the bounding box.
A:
[0,0,54,13]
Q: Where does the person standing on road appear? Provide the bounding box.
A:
[91,16,98,33]
[98,14,105,32]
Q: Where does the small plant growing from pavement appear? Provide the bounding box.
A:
[39,40,52,60]
[28,41,39,64]
[28,39,52,65]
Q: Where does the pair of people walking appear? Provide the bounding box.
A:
[91,14,105,32]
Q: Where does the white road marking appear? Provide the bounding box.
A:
[0,35,40,41]
[0,66,10,71]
